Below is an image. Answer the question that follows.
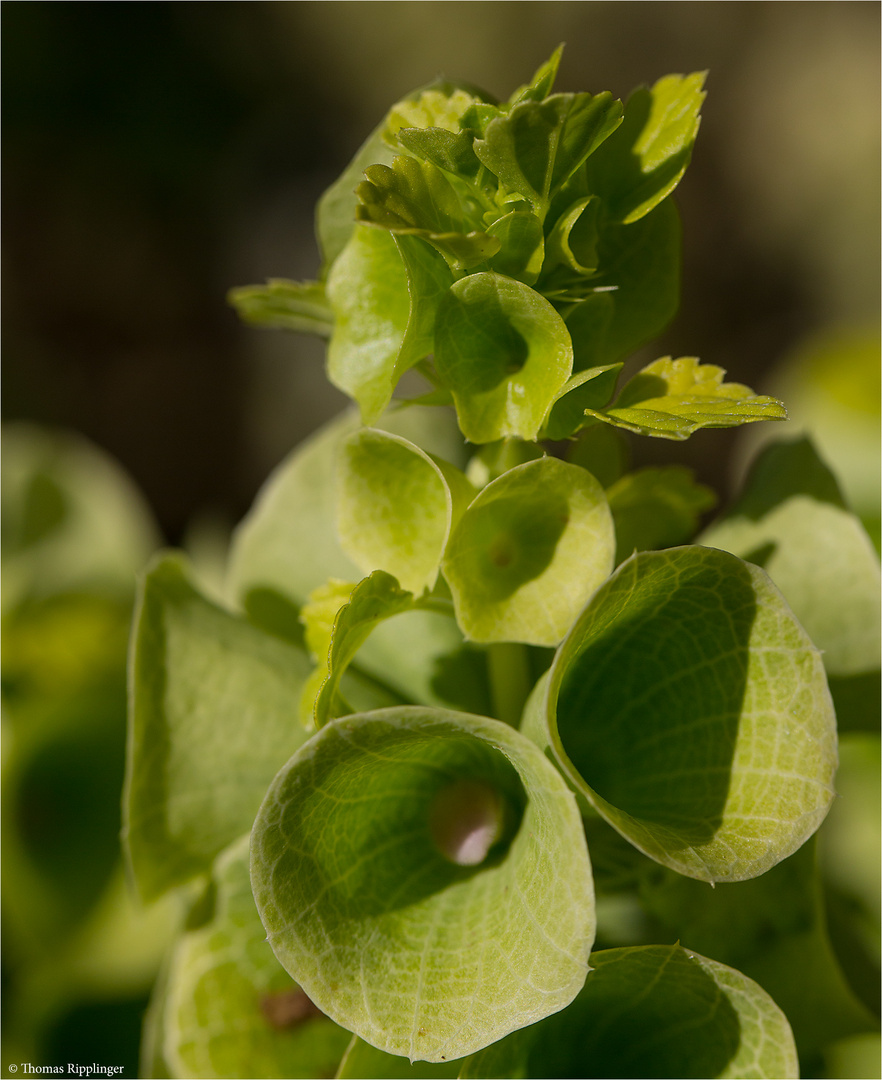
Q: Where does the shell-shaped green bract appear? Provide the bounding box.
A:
[337,429,464,596]
[461,944,799,1079]
[701,437,881,680]
[632,836,878,1063]
[250,707,595,1063]
[326,225,411,424]
[125,553,313,901]
[434,272,573,444]
[542,545,837,882]
[164,836,350,1079]
[443,456,614,646]
[337,1036,462,1079]
[226,407,469,711]
[227,407,467,624]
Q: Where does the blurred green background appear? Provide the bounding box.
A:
[2,3,879,1077]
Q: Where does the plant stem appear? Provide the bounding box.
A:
[416,595,456,618]
[487,641,532,727]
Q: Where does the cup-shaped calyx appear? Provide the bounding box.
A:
[540,546,837,882]
[163,835,351,1080]
[434,272,574,444]
[337,428,474,596]
[461,944,798,1079]
[443,456,615,646]
[250,707,595,1063]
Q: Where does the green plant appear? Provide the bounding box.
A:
[1,425,174,1074]
[126,50,880,1079]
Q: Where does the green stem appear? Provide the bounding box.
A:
[415,595,456,618]
[487,641,531,727]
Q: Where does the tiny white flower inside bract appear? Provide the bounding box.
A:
[429,778,505,866]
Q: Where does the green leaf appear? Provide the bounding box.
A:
[541,545,837,882]
[318,80,491,271]
[701,437,881,680]
[164,836,351,1079]
[543,195,602,277]
[356,157,499,272]
[442,457,614,646]
[508,45,564,106]
[326,225,411,424]
[461,944,799,1079]
[298,578,358,727]
[251,706,594,1063]
[317,123,397,272]
[226,406,467,618]
[336,1036,462,1078]
[394,234,456,386]
[588,356,787,440]
[301,579,358,666]
[385,86,487,141]
[564,198,681,371]
[227,410,363,620]
[308,571,421,729]
[585,72,707,224]
[395,126,481,179]
[226,407,473,714]
[227,279,333,337]
[607,466,717,562]
[434,272,574,443]
[474,93,623,217]
[124,554,312,901]
[486,210,545,285]
[458,101,502,140]
[337,429,469,595]
[541,364,623,441]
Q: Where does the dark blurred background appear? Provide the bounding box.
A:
[4,1,880,543]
